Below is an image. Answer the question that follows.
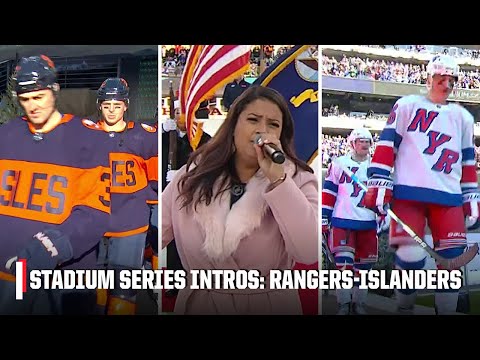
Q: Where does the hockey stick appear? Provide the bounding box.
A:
[321,231,336,270]
[337,163,479,270]
[321,232,336,297]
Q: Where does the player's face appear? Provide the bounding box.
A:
[100,100,127,126]
[234,98,283,166]
[429,74,456,103]
[354,139,371,157]
[18,89,56,126]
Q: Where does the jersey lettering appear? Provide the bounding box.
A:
[109,153,148,194]
[423,131,452,155]
[99,172,111,207]
[432,148,460,174]
[0,170,67,215]
[406,109,458,174]
[112,160,138,187]
[338,166,365,201]
[387,103,398,125]
[351,181,363,198]
[0,160,109,223]
[407,109,439,133]
[329,158,375,224]
[338,167,359,185]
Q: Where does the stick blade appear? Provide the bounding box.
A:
[445,243,479,270]
[322,233,336,266]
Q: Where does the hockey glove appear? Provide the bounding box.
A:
[463,190,480,230]
[13,229,73,273]
[162,118,177,133]
[364,175,393,215]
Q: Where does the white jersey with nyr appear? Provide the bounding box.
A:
[322,155,376,230]
[368,95,477,206]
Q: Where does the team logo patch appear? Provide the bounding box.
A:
[141,123,157,133]
[81,119,101,130]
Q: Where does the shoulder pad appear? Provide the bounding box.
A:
[455,104,474,121]
[141,123,157,133]
[397,95,415,106]
[81,119,103,131]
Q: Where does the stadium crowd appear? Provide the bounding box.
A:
[322,104,389,121]
[162,45,296,77]
[322,54,480,90]
[361,45,480,61]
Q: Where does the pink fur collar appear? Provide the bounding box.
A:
[193,160,296,261]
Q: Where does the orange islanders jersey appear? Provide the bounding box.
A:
[0,115,111,270]
[97,120,158,237]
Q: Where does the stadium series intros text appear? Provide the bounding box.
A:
[24,269,462,293]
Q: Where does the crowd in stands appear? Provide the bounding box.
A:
[246,45,295,76]
[322,54,480,90]
[322,104,389,121]
[361,45,480,61]
[161,45,297,77]
[162,46,189,76]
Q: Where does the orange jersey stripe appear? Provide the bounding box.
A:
[0,160,109,224]
[0,271,15,282]
[104,224,149,238]
[24,114,75,134]
[144,155,158,182]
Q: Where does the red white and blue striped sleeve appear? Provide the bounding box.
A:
[461,112,478,193]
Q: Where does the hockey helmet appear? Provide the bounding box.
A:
[97,78,129,106]
[13,55,58,96]
[348,127,373,146]
[426,54,459,79]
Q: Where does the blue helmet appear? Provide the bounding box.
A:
[97,78,129,106]
[13,55,58,95]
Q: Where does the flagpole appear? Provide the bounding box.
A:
[259,45,266,76]
[168,81,177,176]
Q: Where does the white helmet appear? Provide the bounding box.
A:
[348,127,373,146]
[426,54,459,79]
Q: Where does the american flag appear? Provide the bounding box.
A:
[178,45,251,150]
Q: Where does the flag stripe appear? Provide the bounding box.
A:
[179,46,202,115]
[186,48,250,120]
[179,45,251,150]
[187,55,250,147]
[187,52,251,123]
[188,46,238,102]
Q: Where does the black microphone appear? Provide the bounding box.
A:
[254,134,285,164]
